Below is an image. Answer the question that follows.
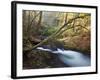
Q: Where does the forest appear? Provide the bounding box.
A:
[23,10,91,69]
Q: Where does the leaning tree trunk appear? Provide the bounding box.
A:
[23,14,89,52]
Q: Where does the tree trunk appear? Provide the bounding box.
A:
[36,11,43,32]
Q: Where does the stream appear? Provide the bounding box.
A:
[37,46,91,67]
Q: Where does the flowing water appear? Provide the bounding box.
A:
[37,46,91,67]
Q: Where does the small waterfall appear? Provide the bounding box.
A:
[36,46,90,67]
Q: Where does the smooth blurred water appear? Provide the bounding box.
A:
[37,47,91,67]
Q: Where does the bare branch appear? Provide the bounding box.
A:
[29,12,40,28]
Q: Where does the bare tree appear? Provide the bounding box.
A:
[23,14,89,51]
